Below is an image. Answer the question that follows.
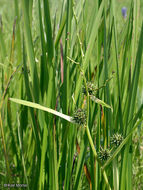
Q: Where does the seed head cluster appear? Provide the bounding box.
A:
[98,148,110,161]
[82,82,97,96]
[111,133,124,147]
[72,108,87,126]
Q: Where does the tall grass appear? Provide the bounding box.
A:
[0,0,143,189]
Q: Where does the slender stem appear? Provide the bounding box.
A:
[72,0,84,61]
[103,171,111,190]
[0,114,11,181]
[82,71,111,189]
[85,125,98,160]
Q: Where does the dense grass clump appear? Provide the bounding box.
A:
[0,0,143,190]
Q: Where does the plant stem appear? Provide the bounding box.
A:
[82,71,111,189]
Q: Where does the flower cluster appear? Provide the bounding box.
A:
[111,133,124,147]
[72,108,87,125]
[82,82,97,96]
[98,148,110,162]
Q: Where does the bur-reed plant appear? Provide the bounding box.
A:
[0,0,143,189]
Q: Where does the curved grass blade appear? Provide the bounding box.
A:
[9,98,73,123]
[17,113,29,190]
[55,12,66,49]
[21,0,40,102]
[90,96,112,110]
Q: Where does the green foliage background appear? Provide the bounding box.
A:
[0,0,143,189]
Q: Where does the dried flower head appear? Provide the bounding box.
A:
[72,108,86,125]
[82,82,97,96]
[98,147,110,161]
[111,133,124,147]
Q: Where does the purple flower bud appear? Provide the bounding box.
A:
[122,7,127,18]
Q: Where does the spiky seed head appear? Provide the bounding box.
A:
[98,148,110,162]
[111,133,124,147]
[82,82,97,96]
[72,108,86,126]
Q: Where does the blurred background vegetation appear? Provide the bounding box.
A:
[0,0,143,189]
